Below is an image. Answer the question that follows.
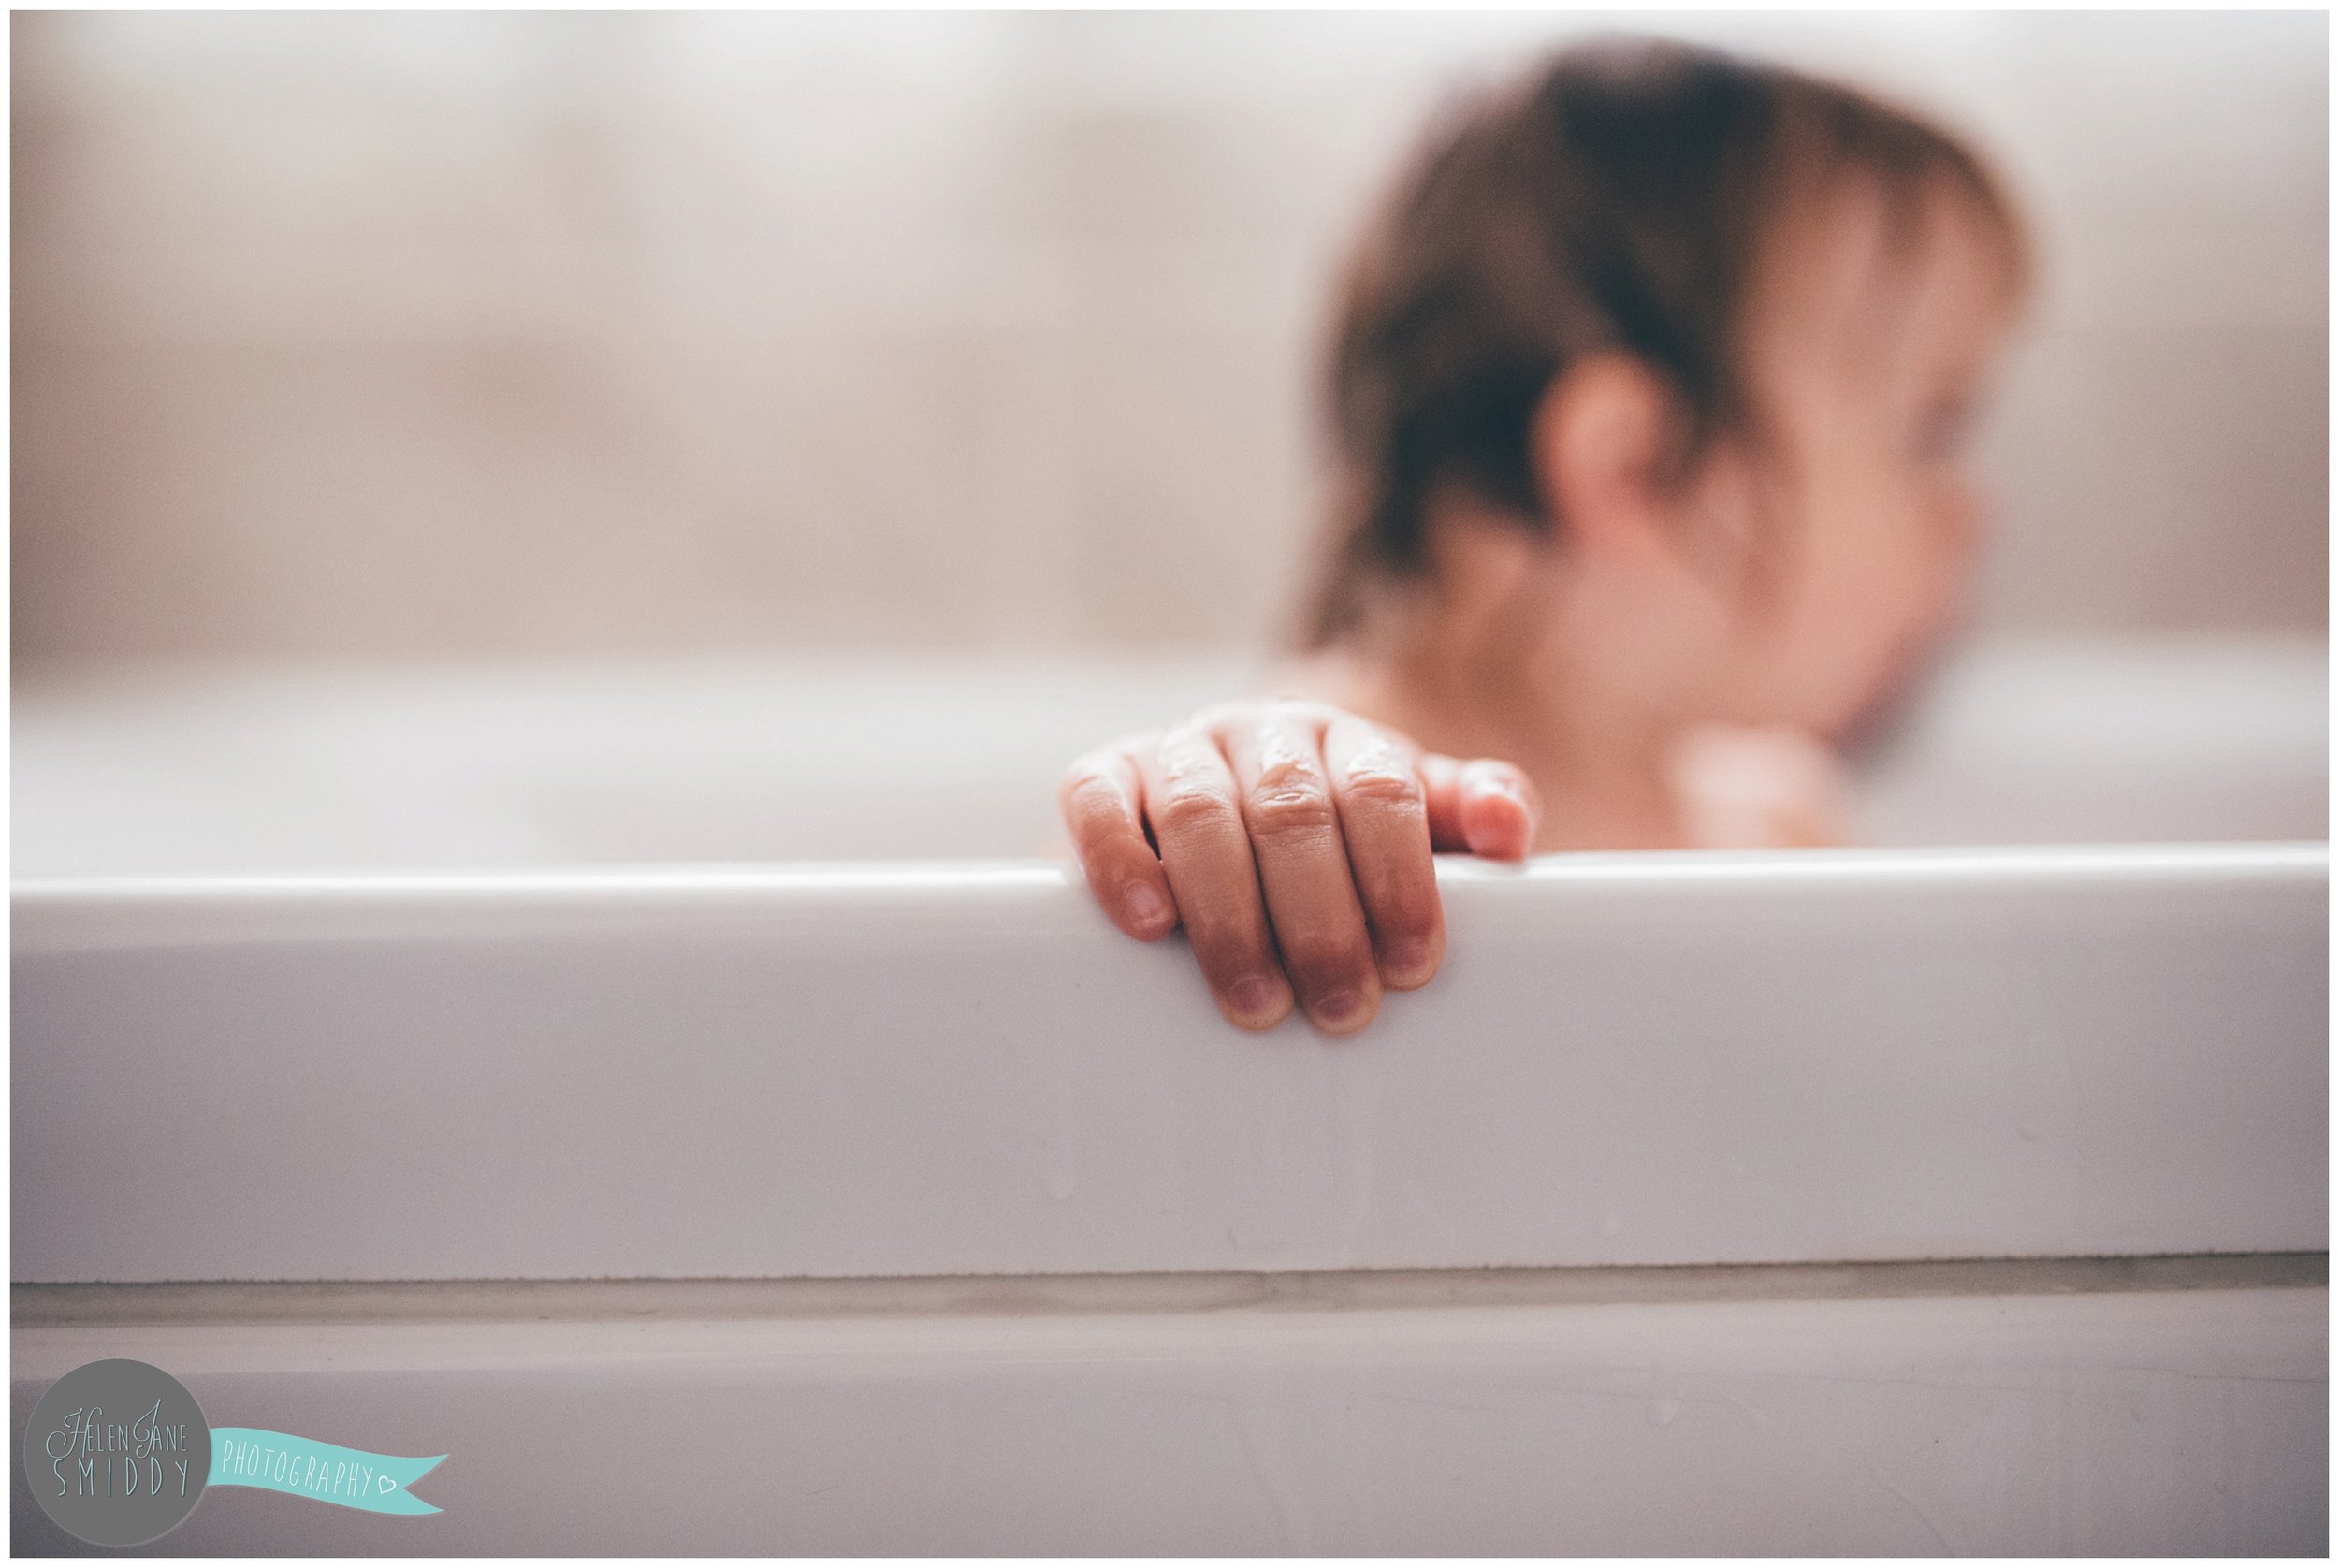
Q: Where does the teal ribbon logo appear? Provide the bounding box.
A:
[208,1428,444,1515]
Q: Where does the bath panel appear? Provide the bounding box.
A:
[14,844,2325,1284]
[9,1276,2325,1554]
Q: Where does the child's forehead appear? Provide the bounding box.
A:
[1744,175,2014,385]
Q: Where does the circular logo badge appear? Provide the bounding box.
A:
[22,1358,211,1547]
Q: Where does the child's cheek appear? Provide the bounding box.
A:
[1775,544,1915,736]
[1828,543,1953,733]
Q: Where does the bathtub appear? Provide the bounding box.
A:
[11,635,2329,1554]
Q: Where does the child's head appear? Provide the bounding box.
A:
[1301,37,2029,745]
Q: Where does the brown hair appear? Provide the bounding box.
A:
[1300,36,2027,648]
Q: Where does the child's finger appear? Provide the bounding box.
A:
[1321,714,1444,992]
[1420,753,1539,859]
[1418,752,1472,851]
[1134,723,1294,1032]
[1058,740,1178,940]
[1218,704,1383,1037]
[1457,759,1540,858]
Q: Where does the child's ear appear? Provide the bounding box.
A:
[1527,353,1689,569]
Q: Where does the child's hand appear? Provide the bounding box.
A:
[1058,699,1539,1036]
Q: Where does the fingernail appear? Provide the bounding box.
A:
[1312,989,1364,1029]
[1124,883,1169,930]
[1230,976,1282,1020]
[1383,942,1433,988]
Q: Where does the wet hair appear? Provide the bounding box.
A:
[1299,36,2028,648]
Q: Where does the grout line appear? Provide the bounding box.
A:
[13,1252,2325,1328]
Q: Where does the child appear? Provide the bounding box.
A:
[1058,36,2029,1036]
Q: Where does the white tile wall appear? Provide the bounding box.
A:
[11,11,2327,665]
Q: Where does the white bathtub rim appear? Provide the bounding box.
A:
[12,840,2327,953]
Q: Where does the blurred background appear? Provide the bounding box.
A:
[9,11,2329,871]
[12,9,2329,672]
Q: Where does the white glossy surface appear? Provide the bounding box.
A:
[10,1280,2325,1554]
[14,845,2326,1284]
